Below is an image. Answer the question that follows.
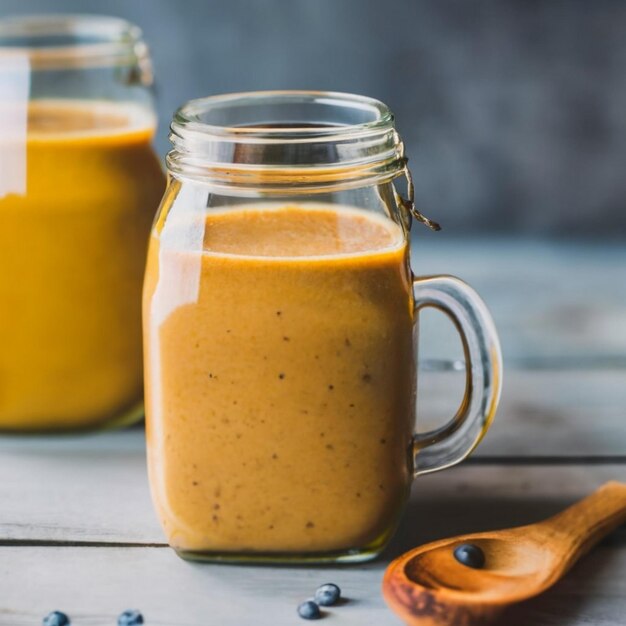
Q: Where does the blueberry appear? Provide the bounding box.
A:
[314,583,341,606]
[118,609,144,626]
[297,600,321,620]
[453,543,485,569]
[43,612,70,626]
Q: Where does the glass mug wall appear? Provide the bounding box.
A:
[0,16,164,431]
[143,92,502,563]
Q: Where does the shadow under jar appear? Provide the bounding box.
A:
[0,15,165,431]
[143,91,502,563]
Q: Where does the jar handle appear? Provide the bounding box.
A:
[411,275,502,477]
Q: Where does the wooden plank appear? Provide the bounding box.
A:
[0,430,161,544]
[2,465,626,625]
[1,370,626,545]
[392,464,626,551]
[1,543,625,626]
[410,238,626,364]
[417,368,626,456]
[1,368,623,545]
[1,425,625,544]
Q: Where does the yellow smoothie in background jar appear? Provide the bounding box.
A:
[0,16,165,431]
[0,100,163,430]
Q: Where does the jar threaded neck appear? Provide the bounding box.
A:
[166,91,406,192]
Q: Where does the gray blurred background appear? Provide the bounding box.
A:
[4,0,625,236]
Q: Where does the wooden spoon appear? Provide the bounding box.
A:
[382,481,626,626]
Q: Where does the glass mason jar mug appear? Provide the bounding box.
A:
[0,15,165,431]
[143,91,502,563]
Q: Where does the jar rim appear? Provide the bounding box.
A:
[167,91,406,192]
[171,91,395,142]
[0,14,148,70]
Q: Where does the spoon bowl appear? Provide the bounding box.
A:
[383,481,626,626]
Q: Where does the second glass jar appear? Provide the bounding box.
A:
[0,15,164,431]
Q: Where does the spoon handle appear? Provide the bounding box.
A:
[534,481,626,574]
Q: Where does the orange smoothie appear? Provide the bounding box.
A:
[0,100,164,430]
[144,204,416,556]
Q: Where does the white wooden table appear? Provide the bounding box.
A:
[2,238,626,626]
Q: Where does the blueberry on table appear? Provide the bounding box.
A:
[297,600,321,620]
[314,583,341,606]
[453,543,486,569]
[118,609,144,626]
[43,612,70,626]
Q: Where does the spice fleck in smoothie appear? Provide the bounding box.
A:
[144,204,415,556]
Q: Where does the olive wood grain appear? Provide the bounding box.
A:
[382,481,626,626]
